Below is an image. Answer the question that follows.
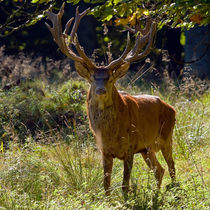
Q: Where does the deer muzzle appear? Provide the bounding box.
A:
[95,79,107,95]
[95,87,106,95]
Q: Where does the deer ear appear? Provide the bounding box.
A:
[112,62,130,79]
[75,61,92,80]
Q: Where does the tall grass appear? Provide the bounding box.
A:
[0,80,209,209]
[0,50,209,209]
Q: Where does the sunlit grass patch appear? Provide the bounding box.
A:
[50,143,103,193]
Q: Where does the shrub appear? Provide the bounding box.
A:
[0,79,89,144]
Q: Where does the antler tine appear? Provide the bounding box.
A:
[70,6,90,42]
[64,17,74,35]
[106,32,130,70]
[45,3,64,49]
[67,6,96,69]
[126,31,150,60]
[46,3,96,69]
[125,17,155,62]
[74,34,96,70]
[141,17,152,35]
[126,21,156,63]
[45,3,83,62]
[125,25,135,34]
[106,16,156,71]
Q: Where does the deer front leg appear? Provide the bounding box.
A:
[102,154,113,196]
[122,155,134,197]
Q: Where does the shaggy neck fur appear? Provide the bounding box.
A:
[87,85,124,137]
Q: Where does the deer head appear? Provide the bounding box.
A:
[46,3,156,99]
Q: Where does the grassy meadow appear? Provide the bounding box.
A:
[0,51,209,209]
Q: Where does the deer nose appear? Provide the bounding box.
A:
[95,88,106,95]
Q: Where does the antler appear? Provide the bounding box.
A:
[106,17,156,71]
[46,3,156,77]
[45,3,96,70]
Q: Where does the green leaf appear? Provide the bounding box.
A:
[103,14,113,21]
[180,32,186,46]
[106,0,113,7]
[113,0,122,5]
[31,0,39,3]
[67,0,80,5]
[104,36,110,42]
[31,0,51,3]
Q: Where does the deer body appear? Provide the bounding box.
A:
[87,85,176,194]
[46,3,176,197]
[88,88,175,158]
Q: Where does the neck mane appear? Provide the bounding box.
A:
[87,85,124,136]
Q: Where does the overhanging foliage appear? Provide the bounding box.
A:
[0,0,209,37]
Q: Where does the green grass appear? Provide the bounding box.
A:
[0,79,89,144]
[0,79,209,209]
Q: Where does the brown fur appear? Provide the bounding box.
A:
[87,84,176,195]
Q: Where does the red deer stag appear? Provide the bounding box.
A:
[46,3,176,196]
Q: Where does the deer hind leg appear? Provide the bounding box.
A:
[161,140,176,183]
[141,149,165,188]
[122,155,134,196]
[159,109,176,183]
[102,154,113,196]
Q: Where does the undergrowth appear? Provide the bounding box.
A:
[0,79,89,145]
[0,50,209,209]
[0,80,209,209]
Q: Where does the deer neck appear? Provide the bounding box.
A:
[88,85,120,110]
[87,85,123,123]
[87,85,122,138]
